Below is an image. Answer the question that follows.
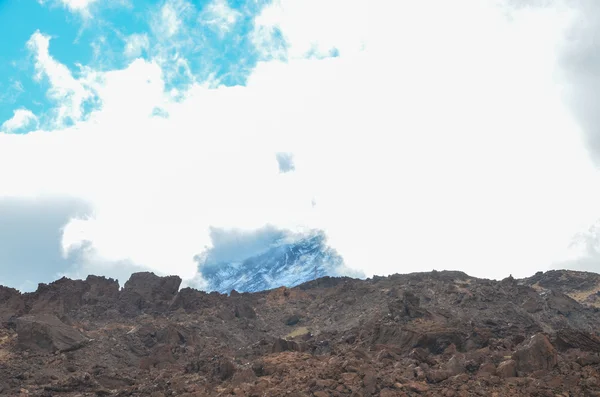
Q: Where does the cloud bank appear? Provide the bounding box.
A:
[0,197,92,291]
[3,0,600,289]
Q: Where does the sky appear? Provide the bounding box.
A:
[2,0,600,291]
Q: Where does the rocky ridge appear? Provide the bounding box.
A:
[1,269,600,396]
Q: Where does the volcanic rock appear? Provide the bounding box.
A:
[15,314,88,353]
[1,269,600,396]
[512,334,558,374]
[554,329,600,352]
[496,360,517,378]
[119,272,181,315]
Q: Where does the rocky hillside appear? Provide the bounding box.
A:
[2,270,600,396]
[521,269,600,308]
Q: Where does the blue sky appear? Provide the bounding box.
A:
[0,0,281,130]
[2,0,600,292]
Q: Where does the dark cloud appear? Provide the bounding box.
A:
[0,197,92,291]
[275,152,295,173]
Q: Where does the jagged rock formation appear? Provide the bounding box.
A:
[1,269,600,395]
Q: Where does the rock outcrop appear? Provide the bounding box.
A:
[512,333,558,374]
[119,272,181,316]
[15,314,88,353]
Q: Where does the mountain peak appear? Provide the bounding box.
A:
[197,228,354,294]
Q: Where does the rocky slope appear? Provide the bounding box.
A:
[522,269,600,308]
[2,270,600,396]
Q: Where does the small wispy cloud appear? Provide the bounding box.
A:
[124,33,150,58]
[275,152,295,173]
[27,31,96,127]
[0,80,25,105]
[12,80,24,93]
[151,0,194,38]
[1,109,39,133]
[38,0,130,17]
[37,0,98,17]
[199,0,241,34]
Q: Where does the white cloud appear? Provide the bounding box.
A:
[37,0,97,17]
[152,0,193,38]
[3,0,600,286]
[60,0,97,11]
[27,31,95,127]
[252,0,368,59]
[124,33,150,58]
[1,109,39,133]
[199,0,241,34]
[38,0,130,17]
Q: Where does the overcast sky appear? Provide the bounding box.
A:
[1,0,600,291]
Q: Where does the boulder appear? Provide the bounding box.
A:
[284,314,302,326]
[271,338,309,353]
[409,347,436,365]
[512,334,557,374]
[234,303,257,319]
[554,329,600,352]
[217,358,236,381]
[476,362,497,377]
[16,314,88,353]
[426,369,451,383]
[496,360,517,378]
[119,272,181,315]
[521,297,543,313]
[139,344,176,370]
[415,330,467,354]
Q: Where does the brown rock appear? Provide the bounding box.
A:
[0,286,25,322]
[272,338,308,353]
[512,334,557,374]
[577,352,600,367]
[119,272,181,315]
[426,370,450,383]
[380,389,403,397]
[476,363,496,377]
[340,372,359,384]
[496,360,517,378]
[232,368,257,385]
[15,314,88,353]
[554,329,600,352]
[316,379,336,389]
[217,358,236,380]
[406,381,429,393]
[445,354,466,376]
[584,376,600,388]
[363,371,377,395]
[234,303,257,319]
[521,297,542,313]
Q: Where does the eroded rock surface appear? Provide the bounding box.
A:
[0,269,600,396]
[15,314,88,353]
